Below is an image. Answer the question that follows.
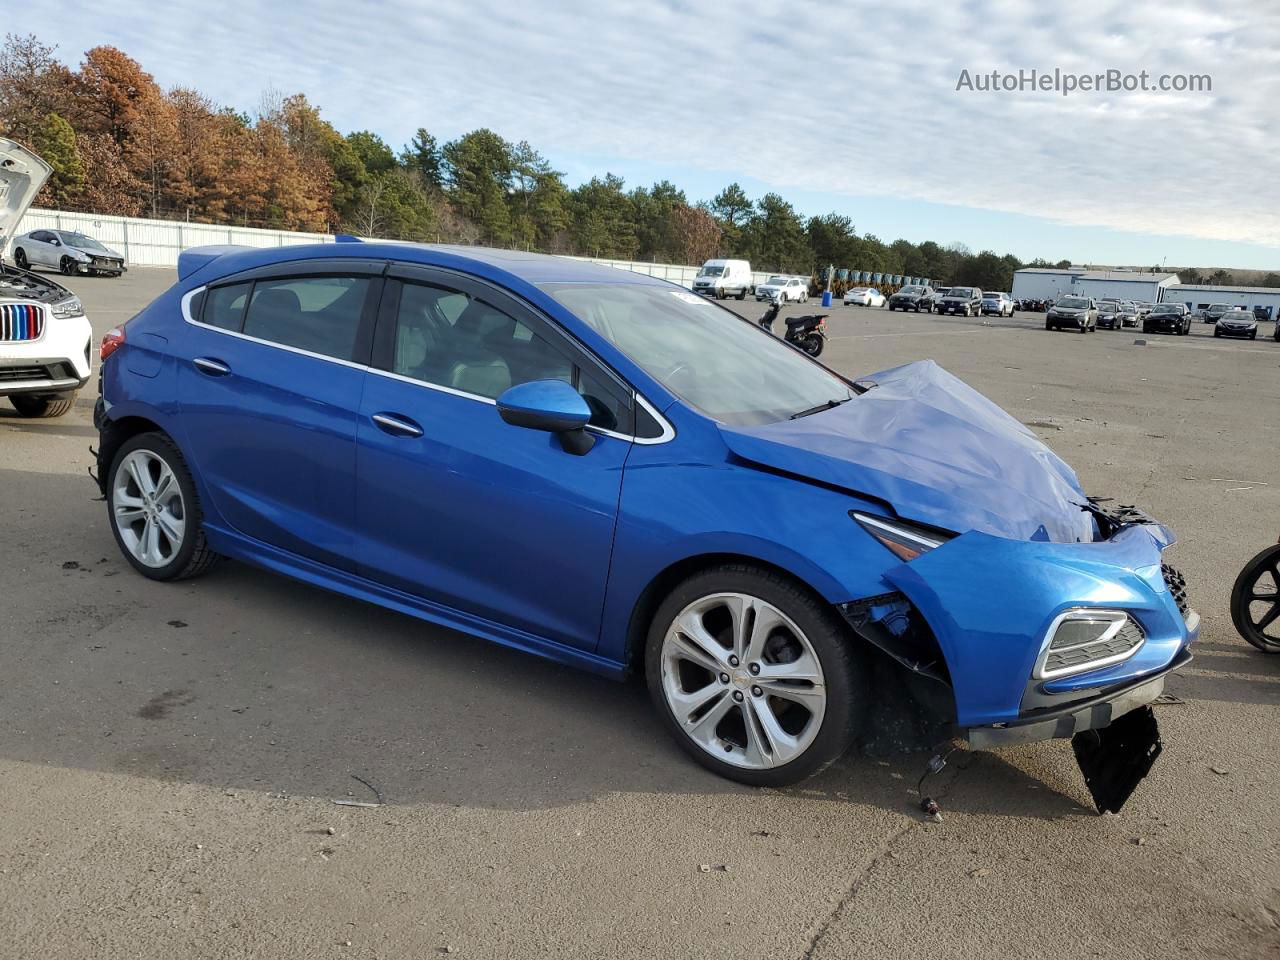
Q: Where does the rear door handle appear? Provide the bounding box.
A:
[193,357,231,377]
[371,412,424,438]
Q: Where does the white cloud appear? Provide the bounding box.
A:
[25,0,1280,246]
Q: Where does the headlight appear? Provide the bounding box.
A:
[851,512,954,562]
[51,296,85,319]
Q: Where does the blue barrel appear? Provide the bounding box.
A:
[821,290,832,308]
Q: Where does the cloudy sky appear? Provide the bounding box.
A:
[20,0,1280,268]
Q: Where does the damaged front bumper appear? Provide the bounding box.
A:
[841,513,1197,810]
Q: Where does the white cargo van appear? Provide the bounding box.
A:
[692,259,753,300]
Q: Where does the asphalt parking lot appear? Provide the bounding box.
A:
[2,268,1278,960]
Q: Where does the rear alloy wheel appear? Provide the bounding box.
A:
[647,566,865,786]
[59,256,76,275]
[1231,545,1280,653]
[13,248,28,269]
[108,433,219,581]
[10,393,74,418]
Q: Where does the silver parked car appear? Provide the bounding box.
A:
[10,229,126,277]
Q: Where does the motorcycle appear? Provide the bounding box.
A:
[783,313,828,357]
[758,301,827,357]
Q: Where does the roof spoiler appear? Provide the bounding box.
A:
[177,244,252,281]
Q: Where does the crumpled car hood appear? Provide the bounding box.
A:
[718,359,1097,543]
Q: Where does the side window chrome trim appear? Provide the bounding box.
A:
[181,284,676,444]
[179,284,368,373]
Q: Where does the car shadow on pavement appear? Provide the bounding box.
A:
[1,466,1268,821]
[0,409,99,438]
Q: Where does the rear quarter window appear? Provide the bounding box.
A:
[200,282,252,332]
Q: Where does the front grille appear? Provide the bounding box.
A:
[0,303,44,342]
[1163,564,1189,618]
[0,364,52,383]
[1044,619,1145,676]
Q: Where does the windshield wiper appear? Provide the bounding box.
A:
[789,396,852,420]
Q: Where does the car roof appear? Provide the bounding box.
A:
[184,241,672,289]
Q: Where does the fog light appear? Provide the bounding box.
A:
[1036,609,1145,680]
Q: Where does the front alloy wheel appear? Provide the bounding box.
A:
[647,566,865,786]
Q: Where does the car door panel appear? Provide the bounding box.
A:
[354,270,633,652]
[176,267,382,572]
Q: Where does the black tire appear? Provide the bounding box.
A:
[1213,330,1220,338]
[1230,544,1280,653]
[737,288,747,300]
[800,334,824,357]
[59,256,75,275]
[107,432,220,582]
[1045,319,1053,330]
[645,564,868,787]
[10,393,75,418]
[13,248,28,270]
[1251,332,1257,340]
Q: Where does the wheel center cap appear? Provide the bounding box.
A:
[732,671,750,688]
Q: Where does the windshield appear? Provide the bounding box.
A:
[900,286,925,295]
[1152,305,1178,314]
[697,265,725,277]
[766,276,785,284]
[61,232,108,252]
[1058,298,1089,309]
[948,288,973,298]
[542,283,853,427]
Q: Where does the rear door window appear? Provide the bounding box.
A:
[242,276,371,362]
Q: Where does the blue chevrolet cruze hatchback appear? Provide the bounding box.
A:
[95,242,1198,801]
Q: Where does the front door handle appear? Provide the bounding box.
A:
[193,357,231,377]
[371,412,424,438]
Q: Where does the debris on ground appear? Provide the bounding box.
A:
[1131,837,1147,846]
[1210,766,1229,776]
[1153,693,1185,706]
[333,800,380,808]
[167,620,187,628]
[351,774,384,804]
[967,867,991,878]
[61,561,79,570]
[698,864,710,873]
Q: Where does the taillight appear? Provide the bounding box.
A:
[101,326,125,361]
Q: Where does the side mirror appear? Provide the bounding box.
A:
[50,238,61,246]
[496,379,595,455]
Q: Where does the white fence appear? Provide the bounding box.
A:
[19,208,788,291]
[20,208,333,268]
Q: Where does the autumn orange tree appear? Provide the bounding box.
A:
[0,31,1050,280]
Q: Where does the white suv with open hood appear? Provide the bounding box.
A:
[0,138,92,418]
